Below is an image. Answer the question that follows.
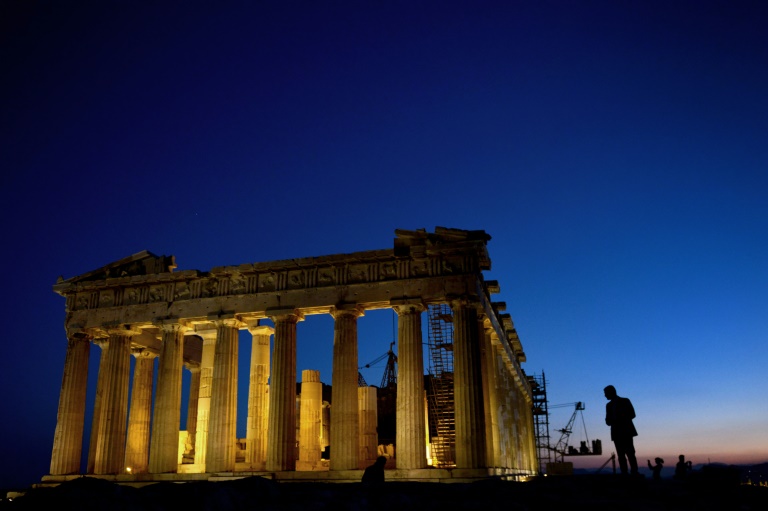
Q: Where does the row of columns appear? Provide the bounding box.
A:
[50,300,535,476]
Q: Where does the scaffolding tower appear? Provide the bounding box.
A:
[425,303,456,468]
[529,372,551,474]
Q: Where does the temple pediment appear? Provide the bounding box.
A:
[56,250,176,285]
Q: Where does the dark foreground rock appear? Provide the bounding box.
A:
[4,474,767,511]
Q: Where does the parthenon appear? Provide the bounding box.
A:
[45,227,538,484]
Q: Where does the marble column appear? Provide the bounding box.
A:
[358,386,378,468]
[330,307,362,471]
[451,299,486,469]
[206,319,240,473]
[483,327,503,468]
[94,330,134,474]
[50,334,90,475]
[124,349,156,473]
[502,360,518,468]
[266,312,301,472]
[478,322,496,468]
[184,363,201,457]
[246,324,273,470]
[149,323,187,473]
[393,302,427,469]
[193,329,217,468]
[87,339,109,473]
[298,369,322,470]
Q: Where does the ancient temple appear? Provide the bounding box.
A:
[44,227,537,484]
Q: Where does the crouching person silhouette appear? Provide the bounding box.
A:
[604,385,639,475]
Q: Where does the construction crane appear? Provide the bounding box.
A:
[358,341,397,388]
[550,402,602,462]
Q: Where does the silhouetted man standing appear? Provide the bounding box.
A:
[604,385,638,475]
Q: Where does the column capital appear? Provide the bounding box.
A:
[212,317,245,329]
[103,325,144,338]
[268,308,304,323]
[390,298,425,315]
[153,320,192,334]
[330,304,364,319]
[131,348,158,360]
[65,327,92,341]
[448,295,482,311]
[184,361,201,372]
[245,323,275,336]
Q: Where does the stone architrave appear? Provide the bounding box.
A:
[193,329,217,468]
[451,299,486,469]
[245,324,273,470]
[330,307,362,471]
[124,349,157,473]
[87,339,109,474]
[50,334,90,475]
[358,386,378,469]
[266,312,301,472]
[149,323,187,473]
[393,302,427,469]
[297,369,322,470]
[205,319,240,473]
[94,330,134,474]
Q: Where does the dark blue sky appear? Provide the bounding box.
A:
[2,1,767,488]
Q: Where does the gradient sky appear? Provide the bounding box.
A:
[2,1,767,488]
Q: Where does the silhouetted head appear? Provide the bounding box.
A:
[603,385,617,399]
[655,457,664,465]
[376,456,387,466]
[679,455,685,461]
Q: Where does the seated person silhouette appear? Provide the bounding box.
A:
[362,456,387,484]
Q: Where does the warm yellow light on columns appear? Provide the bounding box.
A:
[124,348,157,474]
[149,322,188,473]
[393,301,427,469]
[266,312,302,472]
[193,329,217,470]
[298,369,323,470]
[50,333,90,475]
[330,306,362,471]
[206,319,240,473]
[245,323,273,470]
[94,330,136,475]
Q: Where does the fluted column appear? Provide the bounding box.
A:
[298,369,323,470]
[206,319,240,473]
[124,349,157,473]
[149,322,187,473]
[266,312,301,472]
[478,321,496,468]
[246,324,273,470]
[483,326,503,468]
[94,330,134,474]
[330,307,362,471]
[87,339,109,473]
[50,333,90,475]
[393,302,427,469]
[358,386,378,468]
[184,363,201,457]
[194,329,217,468]
[499,358,517,468]
[451,299,486,469]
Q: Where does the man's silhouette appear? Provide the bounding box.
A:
[604,385,638,475]
[675,454,692,479]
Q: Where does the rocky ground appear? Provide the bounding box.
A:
[3,469,767,511]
